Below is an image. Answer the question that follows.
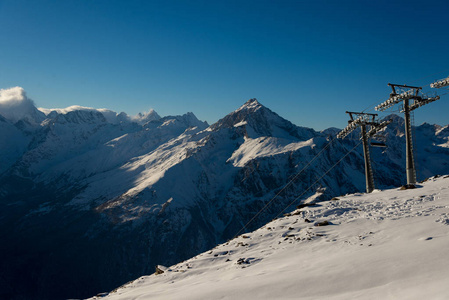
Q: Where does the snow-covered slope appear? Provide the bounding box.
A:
[92,175,449,300]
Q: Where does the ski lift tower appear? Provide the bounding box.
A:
[375,83,440,186]
[337,112,391,193]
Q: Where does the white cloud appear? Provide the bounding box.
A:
[0,86,43,124]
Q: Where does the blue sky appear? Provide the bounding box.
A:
[1,0,448,130]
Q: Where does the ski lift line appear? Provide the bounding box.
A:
[274,140,364,220]
[233,137,337,238]
[240,157,256,183]
[232,135,339,239]
[241,134,337,184]
[234,112,389,238]
[361,100,384,114]
[233,99,421,238]
[234,72,447,237]
[412,68,449,84]
[234,205,252,234]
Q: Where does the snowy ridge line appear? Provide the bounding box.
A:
[234,134,340,238]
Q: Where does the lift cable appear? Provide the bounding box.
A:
[233,135,339,238]
[274,139,363,220]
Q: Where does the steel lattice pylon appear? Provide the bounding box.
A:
[337,111,391,193]
[375,83,440,185]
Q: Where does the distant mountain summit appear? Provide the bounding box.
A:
[133,109,161,125]
[211,98,315,140]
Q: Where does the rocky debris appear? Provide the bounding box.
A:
[236,258,250,265]
[296,203,316,209]
[400,184,416,190]
[282,232,296,238]
[314,220,330,227]
[93,292,109,298]
[214,251,229,257]
[236,242,248,247]
[436,213,449,225]
[155,265,167,275]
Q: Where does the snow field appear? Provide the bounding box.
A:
[91,176,449,300]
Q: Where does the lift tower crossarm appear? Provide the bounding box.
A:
[346,111,378,124]
[375,84,423,112]
[408,96,440,112]
[336,115,365,139]
[430,76,449,88]
[388,83,421,92]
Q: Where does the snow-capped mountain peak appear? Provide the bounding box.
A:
[236,98,262,112]
[133,109,161,125]
[144,112,208,131]
[210,98,316,140]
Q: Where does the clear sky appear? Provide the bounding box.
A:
[1,0,448,130]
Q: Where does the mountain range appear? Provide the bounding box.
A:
[1,87,448,299]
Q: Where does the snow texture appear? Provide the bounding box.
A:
[91,176,449,300]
